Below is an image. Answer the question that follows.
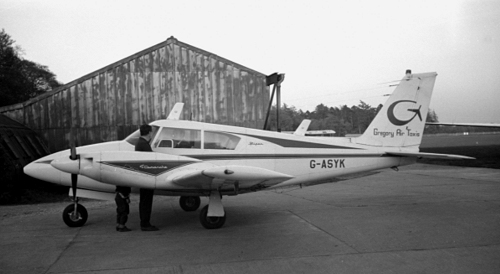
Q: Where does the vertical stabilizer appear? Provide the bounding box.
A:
[166,103,184,120]
[354,72,437,148]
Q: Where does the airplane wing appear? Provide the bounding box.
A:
[385,151,475,160]
[164,163,294,190]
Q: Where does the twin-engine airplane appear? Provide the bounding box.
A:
[24,71,474,229]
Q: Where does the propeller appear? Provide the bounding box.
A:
[69,136,80,218]
[70,144,78,201]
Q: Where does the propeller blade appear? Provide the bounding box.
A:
[70,145,77,161]
[71,173,77,198]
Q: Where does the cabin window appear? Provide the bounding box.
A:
[204,131,240,150]
[154,127,201,149]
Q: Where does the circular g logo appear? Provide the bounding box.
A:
[387,100,422,126]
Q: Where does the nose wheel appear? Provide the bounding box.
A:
[62,144,88,227]
[62,202,88,227]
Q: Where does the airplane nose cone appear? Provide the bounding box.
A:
[51,156,80,174]
[24,161,41,179]
[24,160,62,184]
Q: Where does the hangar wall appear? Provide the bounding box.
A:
[0,37,269,153]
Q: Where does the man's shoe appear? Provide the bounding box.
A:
[141,225,159,231]
[117,226,131,232]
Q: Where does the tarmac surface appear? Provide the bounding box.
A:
[1,164,499,274]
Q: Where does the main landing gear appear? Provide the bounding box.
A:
[180,192,226,229]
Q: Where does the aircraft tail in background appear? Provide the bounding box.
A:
[354,71,437,148]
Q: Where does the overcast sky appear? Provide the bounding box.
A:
[2,0,499,123]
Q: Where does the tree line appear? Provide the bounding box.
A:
[0,29,62,107]
[265,101,498,135]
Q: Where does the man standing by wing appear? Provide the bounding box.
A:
[135,124,159,231]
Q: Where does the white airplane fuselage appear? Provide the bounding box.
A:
[26,119,414,197]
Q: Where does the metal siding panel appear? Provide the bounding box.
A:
[218,60,227,124]
[203,56,212,123]
[144,53,153,123]
[196,54,205,122]
[152,49,160,72]
[77,83,86,128]
[116,66,124,126]
[210,57,218,122]
[138,73,147,124]
[91,76,100,127]
[159,45,167,72]
[180,47,191,119]
[70,85,78,128]
[53,92,61,128]
[47,95,55,129]
[226,65,234,125]
[152,50,161,119]
[188,49,198,121]
[61,88,70,128]
[232,69,242,126]
[98,73,107,127]
[137,56,146,124]
[166,42,175,112]
[84,79,93,128]
[153,72,161,120]
[124,63,132,125]
[39,98,47,129]
[159,46,168,118]
[130,59,140,125]
[174,44,183,112]
[26,104,35,129]
[247,73,256,128]
[106,69,116,127]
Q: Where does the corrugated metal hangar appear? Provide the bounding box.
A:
[0,36,270,154]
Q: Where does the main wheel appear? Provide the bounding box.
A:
[62,204,88,227]
[199,205,226,229]
[179,196,201,212]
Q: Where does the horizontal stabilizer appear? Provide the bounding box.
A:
[386,151,475,160]
[426,122,500,128]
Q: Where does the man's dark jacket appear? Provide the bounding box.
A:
[135,137,153,152]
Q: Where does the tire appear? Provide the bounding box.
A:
[179,196,201,212]
[62,204,88,227]
[199,205,226,229]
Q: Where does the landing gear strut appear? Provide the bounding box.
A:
[199,190,226,229]
[62,145,88,227]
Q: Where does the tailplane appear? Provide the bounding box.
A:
[354,71,437,148]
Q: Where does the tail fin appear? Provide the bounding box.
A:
[354,72,437,148]
[166,103,184,120]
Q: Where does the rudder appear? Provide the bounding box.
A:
[354,71,437,148]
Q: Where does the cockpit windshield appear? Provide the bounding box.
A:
[124,125,160,146]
